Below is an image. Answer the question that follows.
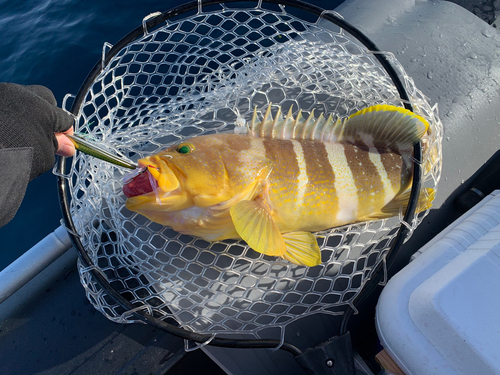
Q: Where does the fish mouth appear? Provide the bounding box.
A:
[123,157,192,213]
[122,166,154,198]
[122,156,180,199]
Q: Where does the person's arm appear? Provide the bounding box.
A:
[0,83,75,227]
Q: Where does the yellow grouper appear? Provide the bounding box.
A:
[123,104,433,267]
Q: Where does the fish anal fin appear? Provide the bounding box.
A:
[282,231,321,267]
[230,200,285,257]
[214,162,272,212]
[360,188,435,220]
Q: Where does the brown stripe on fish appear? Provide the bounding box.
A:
[299,140,338,216]
[262,138,301,206]
[343,144,386,218]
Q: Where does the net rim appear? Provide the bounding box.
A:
[56,0,422,351]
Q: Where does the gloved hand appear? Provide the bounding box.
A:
[0,82,75,181]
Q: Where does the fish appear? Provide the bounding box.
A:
[123,104,434,267]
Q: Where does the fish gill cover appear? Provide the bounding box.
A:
[60,2,442,336]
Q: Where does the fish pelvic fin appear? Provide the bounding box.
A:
[360,187,435,220]
[282,231,322,267]
[249,104,428,150]
[229,200,285,257]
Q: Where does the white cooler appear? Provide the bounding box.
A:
[376,190,500,375]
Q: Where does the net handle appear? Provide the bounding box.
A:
[57,0,421,353]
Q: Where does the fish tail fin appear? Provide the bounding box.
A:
[418,187,436,213]
[282,231,321,267]
[361,188,435,220]
[390,187,435,215]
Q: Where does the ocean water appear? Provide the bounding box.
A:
[0,0,339,270]
[0,0,184,270]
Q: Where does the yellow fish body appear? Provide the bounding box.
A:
[123,105,433,267]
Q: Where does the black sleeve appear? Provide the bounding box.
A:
[0,83,74,227]
[0,148,32,227]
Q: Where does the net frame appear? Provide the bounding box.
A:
[56,0,442,346]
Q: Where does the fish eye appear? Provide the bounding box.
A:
[176,143,193,154]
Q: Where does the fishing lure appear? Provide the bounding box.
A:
[67,133,137,170]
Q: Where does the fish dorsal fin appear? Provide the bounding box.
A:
[334,104,429,149]
[249,104,340,141]
[249,104,429,149]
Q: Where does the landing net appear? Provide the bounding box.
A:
[58,1,442,336]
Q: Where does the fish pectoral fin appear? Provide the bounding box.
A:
[282,231,321,267]
[193,192,233,208]
[229,200,285,257]
[212,178,267,212]
[361,187,436,220]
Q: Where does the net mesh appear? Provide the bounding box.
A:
[59,2,442,336]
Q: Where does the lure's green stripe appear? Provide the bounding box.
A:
[68,134,137,169]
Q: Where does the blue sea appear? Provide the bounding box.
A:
[0,0,339,270]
